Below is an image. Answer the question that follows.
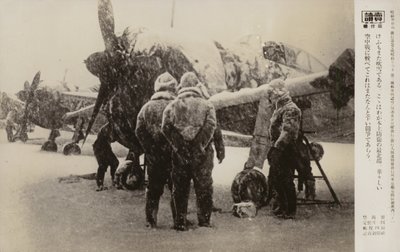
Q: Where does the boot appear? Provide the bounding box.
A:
[114,174,123,189]
[305,180,316,200]
[174,214,188,231]
[146,199,159,228]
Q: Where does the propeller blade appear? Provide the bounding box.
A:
[82,78,109,145]
[30,71,41,93]
[21,71,40,132]
[98,0,117,51]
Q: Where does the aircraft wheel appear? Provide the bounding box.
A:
[20,133,28,143]
[63,143,81,156]
[41,141,57,152]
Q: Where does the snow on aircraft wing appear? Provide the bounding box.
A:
[210,71,329,136]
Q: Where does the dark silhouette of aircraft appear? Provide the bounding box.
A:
[75,0,354,189]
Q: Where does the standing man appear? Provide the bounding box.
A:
[93,123,119,191]
[135,72,178,228]
[5,109,17,142]
[266,80,302,219]
[162,72,217,231]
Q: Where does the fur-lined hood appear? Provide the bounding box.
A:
[162,86,216,144]
[154,72,177,92]
[150,91,175,101]
[177,87,203,99]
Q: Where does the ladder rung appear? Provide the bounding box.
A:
[294,175,324,179]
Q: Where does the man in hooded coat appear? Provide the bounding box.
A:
[162,72,217,231]
[135,72,178,228]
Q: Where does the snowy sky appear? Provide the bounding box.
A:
[0,0,354,93]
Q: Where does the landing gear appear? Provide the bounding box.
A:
[41,129,60,152]
[63,143,81,155]
[62,117,85,156]
[41,140,57,152]
[20,132,28,143]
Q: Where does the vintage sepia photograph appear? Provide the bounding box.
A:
[0,0,356,251]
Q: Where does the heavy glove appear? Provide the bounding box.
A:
[267,147,283,168]
[213,126,225,164]
[217,149,225,164]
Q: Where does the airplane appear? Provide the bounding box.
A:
[6,71,108,154]
[79,0,354,190]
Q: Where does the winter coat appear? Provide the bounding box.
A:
[135,91,175,159]
[162,87,217,153]
[269,94,301,150]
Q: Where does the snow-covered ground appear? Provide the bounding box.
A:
[3,127,354,201]
[0,129,354,252]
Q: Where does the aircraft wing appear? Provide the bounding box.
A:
[62,70,330,136]
[62,91,98,100]
[210,71,329,136]
[61,103,108,134]
[62,104,95,124]
[210,71,328,110]
[211,48,354,136]
[59,91,103,130]
[60,91,98,112]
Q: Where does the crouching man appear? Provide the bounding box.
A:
[231,164,269,218]
[266,80,301,219]
[162,72,217,231]
[135,72,178,228]
[93,123,119,191]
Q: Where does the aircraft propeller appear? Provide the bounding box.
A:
[83,0,118,145]
[21,71,41,131]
